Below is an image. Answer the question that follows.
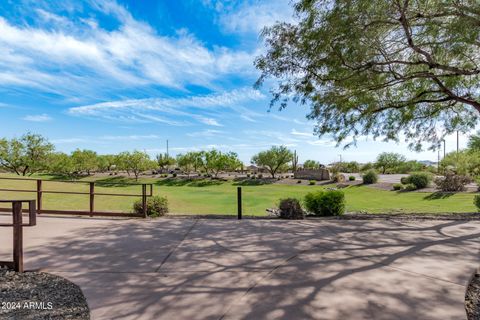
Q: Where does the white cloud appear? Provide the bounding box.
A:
[291,129,313,137]
[22,113,52,122]
[0,1,258,98]
[68,88,265,125]
[216,1,295,34]
[187,129,224,137]
[194,116,223,127]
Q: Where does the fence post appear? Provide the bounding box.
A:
[89,182,95,217]
[237,187,242,220]
[36,180,42,214]
[12,201,23,273]
[142,184,147,218]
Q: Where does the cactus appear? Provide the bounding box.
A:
[292,150,299,172]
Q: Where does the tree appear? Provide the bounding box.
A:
[115,152,130,175]
[251,146,293,178]
[198,150,241,178]
[176,153,194,176]
[97,155,116,172]
[375,152,406,174]
[255,0,480,150]
[303,160,321,170]
[71,149,98,175]
[124,151,152,181]
[468,132,480,151]
[292,150,299,172]
[440,150,480,176]
[46,152,75,178]
[0,133,54,175]
[155,153,175,172]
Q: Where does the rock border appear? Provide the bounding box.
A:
[466,269,480,320]
[0,269,90,320]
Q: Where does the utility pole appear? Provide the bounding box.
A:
[443,139,446,158]
[437,148,440,173]
[457,131,459,153]
[166,140,169,157]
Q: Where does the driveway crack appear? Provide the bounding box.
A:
[155,220,199,272]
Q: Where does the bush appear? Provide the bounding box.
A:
[304,190,345,216]
[474,195,480,212]
[348,176,355,181]
[258,174,263,178]
[362,170,378,184]
[404,172,433,189]
[133,196,168,217]
[309,180,316,185]
[434,172,472,191]
[172,173,177,177]
[400,177,409,184]
[392,183,403,191]
[278,198,304,219]
[297,180,302,184]
[404,183,417,191]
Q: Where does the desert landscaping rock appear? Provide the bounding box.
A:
[466,270,480,320]
[0,269,89,320]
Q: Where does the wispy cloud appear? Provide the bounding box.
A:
[291,129,312,137]
[22,113,52,122]
[206,1,295,34]
[68,88,264,126]
[51,134,162,144]
[0,0,257,99]
[187,129,224,137]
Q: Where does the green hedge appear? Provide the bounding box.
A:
[304,190,345,216]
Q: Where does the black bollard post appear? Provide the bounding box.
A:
[237,187,242,220]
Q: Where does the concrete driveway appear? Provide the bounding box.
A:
[1,216,479,320]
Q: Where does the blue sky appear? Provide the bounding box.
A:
[0,0,468,163]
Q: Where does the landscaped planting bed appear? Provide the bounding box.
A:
[466,270,480,320]
[0,269,90,320]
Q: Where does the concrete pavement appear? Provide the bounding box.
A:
[0,216,479,319]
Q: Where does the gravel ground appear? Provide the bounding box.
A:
[0,269,89,320]
[466,270,480,320]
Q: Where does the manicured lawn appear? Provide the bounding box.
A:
[0,173,477,215]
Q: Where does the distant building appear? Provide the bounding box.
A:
[419,160,437,166]
[294,168,330,181]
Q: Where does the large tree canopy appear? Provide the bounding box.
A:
[255,0,480,150]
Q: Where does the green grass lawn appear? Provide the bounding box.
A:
[0,173,477,215]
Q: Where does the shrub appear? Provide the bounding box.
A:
[474,195,480,212]
[392,183,403,191]
[404,172,433,189]
[172,173,177,177]
[362,170,378,184]
[304,190,345,216]
[400,176,409,184]
[404,183,417,191]
[297,180,302,184]
[246,173,250,177]
[348,176,355,181]
[258,174,263,179]
[278,198,304,219]
[133,196,168,217]
[309,180,316,185]
[434,172,472,191]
